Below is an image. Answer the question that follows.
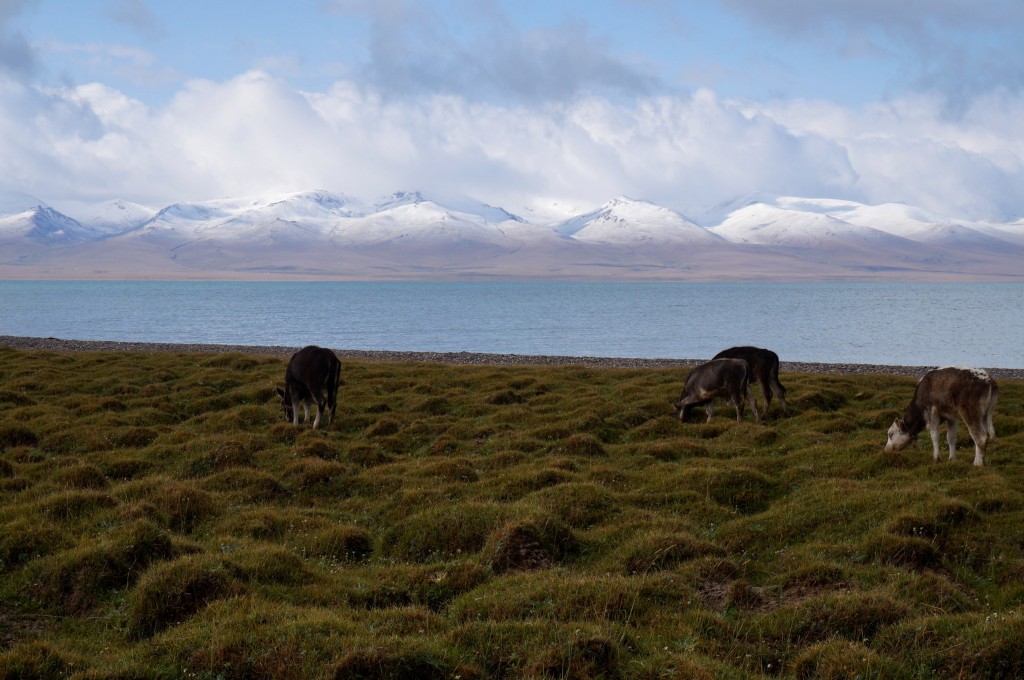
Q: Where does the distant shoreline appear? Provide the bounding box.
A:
[4,335,1023,380]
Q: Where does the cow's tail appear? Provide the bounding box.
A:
[330,356,342,395]
[985,381,999,439]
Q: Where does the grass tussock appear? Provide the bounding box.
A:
[31,520,178,614]
[127,554,240,637]
[0,348,1022,678]
[0,641,80,680]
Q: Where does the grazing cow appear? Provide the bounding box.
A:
[276,345,342,429]
[713,345,788,417]
[885,367,998,466]
[673,358,760,424]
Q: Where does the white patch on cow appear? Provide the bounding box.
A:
[939,366,991,382]
[968,368,991,382]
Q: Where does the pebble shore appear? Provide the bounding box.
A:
[3,335,1023,380]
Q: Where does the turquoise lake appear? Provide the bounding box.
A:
[1,281,1022,367]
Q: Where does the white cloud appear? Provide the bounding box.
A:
[757,92,1024,217]
[1,70,1021,221]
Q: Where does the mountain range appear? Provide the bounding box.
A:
[1,189,1022,280]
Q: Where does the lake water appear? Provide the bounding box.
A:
[1,281,1023,367]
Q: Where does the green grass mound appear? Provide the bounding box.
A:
[127,554,240,637]
[0,348,1022,678]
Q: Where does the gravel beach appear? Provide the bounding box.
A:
[4,335,1023,380]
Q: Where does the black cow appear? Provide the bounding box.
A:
[276,345,342,429]
[673,358,760,423]
[713,346,788,417]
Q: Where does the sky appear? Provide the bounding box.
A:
[1,0,1023,221]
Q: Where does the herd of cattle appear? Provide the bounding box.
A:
[278,344,1000,466]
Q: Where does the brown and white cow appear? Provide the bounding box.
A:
[276,345,342,429]
[673,358,760,423]
[713,345,788,417]
[885,366,998,466]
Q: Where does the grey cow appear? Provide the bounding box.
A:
[673,358,760,424]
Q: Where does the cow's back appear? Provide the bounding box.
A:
[684,357,748,393]
[713,346,778,375]
[916,367,996,415]
[287,345,338,391]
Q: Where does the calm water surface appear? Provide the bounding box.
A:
[1,281,1022,367]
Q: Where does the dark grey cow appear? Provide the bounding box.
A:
[673,358,760,423]
[276,345,342,429]
[885,366,998,466]
[713,345,788,417]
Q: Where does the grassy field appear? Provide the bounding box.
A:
[1,347,1023,679]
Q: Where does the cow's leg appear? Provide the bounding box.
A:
[327,387,338,428]
[985,399,997,440]
[945,419,958,461]
[923,408,940,462]
[309,387,325,430]
[771,376,788,416]
[705,401,715,423]
[746,385,760,423]
[759,378,772,416]
[965,421,988,466]
[927,425,941,462]
[727,392,743,422]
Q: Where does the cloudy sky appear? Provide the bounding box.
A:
[2,0,1023,221]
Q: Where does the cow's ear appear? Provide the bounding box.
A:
[895,417,904,428]
[276,386,285,398]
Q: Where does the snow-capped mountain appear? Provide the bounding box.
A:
[710,202,908,249]
[0,205,99,245]
[134,190,363,244]
[1,189,1022,280]
[1,192,97,246]
[374,191,524,225]
[707,199,1020,271]
[335,196,522,263]
[708,195,1024,264]
[57,199,157,236]
[556,197,725,247]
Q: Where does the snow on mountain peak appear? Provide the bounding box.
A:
[266,189,365,216]
[711,202,868,245]
[57,199,156,235]
[5,188,1024,280]
[0,205,98,245]
[556,197,722,246]
[374,191,426,212]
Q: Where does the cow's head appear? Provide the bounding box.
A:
[885,417,913,451]
[671,400,686,421]
[276,386,294,422]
